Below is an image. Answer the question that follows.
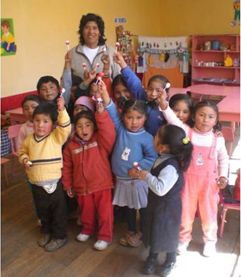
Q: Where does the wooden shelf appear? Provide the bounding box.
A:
[191,34,240,86]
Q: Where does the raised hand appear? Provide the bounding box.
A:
[113,51,127,69]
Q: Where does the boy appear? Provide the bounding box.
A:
[18,97,71,252]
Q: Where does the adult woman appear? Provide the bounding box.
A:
[68,13,120,89]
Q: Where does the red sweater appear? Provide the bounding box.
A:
[62,111,116,195]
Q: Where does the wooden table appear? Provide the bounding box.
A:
[186,84,240,124]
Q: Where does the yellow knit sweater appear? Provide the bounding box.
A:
[18,109,71,184]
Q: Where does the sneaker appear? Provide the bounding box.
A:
[203,241,216,257]
[44,238,67,252]
[76,233,90,242]
[177,241,189,255]
[37,233,51,247]
[142,256,157,275]
[159,262,176,277]
[94,240,110,251]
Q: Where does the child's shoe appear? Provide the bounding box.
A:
[142,256,157,275]
[94,240,110,251]
[127,231,142,247]
[176,241,189,255]
[119,231,135,246]
[159,261,176,277]
[44,238,67,252]
[37,233,51,247]
[76,233,90,242]
[203,241,216,257]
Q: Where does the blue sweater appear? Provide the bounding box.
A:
[121,66,166,136]
[106,101,157,179]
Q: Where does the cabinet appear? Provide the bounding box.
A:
[191,34,240,86]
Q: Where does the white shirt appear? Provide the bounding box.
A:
[83,45,99,64]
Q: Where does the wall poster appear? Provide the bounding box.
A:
[1,18,17,56]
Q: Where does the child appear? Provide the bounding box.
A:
[16,94,41,151]
[37,75,62,104]
[112,74,132,111]
[169,93,193,125]
[159,94,229,257]
[100,80,157,247]
[134,125,193,276]
[114,52,168,135]
[62,95,116,251]
[18,97,71,252]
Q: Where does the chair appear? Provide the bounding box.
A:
[8,124,22,155]
[218,172,240,238]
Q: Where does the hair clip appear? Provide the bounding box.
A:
[182,137,190,145]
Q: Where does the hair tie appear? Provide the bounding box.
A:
[182,137,190,145]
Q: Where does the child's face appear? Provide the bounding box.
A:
[75,117,94,141]
[194,106,217,133]
[172,100,190,123]
[22,100,39,121]
[38,82,59,101]
[123,110,146,132]
[146,80,164,102]
[113,83,131,101]
[154,133,169,154]
[90,83,100,98]
[73,105,89,117]
[33,114,53,137]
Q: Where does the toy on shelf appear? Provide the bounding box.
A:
[224,54,233,67]
[115,25,137,71]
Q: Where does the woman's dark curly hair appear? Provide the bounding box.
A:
[78,13,106,45]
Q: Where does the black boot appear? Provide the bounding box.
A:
[159,261,176,277]
[142,255,158,275]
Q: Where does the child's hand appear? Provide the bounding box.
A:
[57,96,65,111]
[217,176,228,189]
[66,188,74,198]
[64,52,71,69]
[113,52,127,69]
[101,54,110,66]
[23,158,32,169]
[98,80,110,105]
[158,89,168,110]
[128,168,148,180]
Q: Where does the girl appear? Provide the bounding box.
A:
[114,51,168,135]
[159,93,229,257]
[16,94,41,151]
[112,74,132,111]
[100,80,157,247]
[62,98,116,251]
[169,93,193,126]
[134,125,193,276]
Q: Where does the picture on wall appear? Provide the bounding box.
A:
[1,18,17,56]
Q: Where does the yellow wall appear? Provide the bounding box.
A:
[1,0,160,98]
[1,0,239,98]
[159,0,240,36]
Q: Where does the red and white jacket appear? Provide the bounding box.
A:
[62,111,116,195]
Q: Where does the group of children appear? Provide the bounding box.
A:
[17,49,229,277]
